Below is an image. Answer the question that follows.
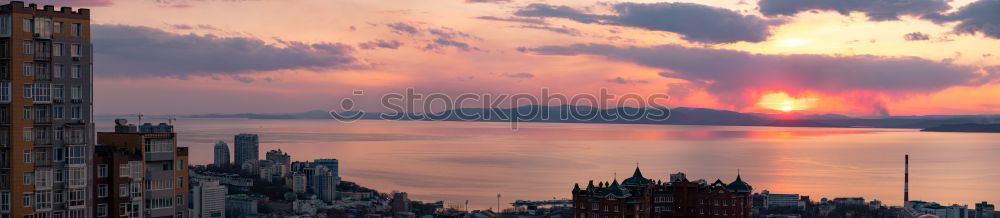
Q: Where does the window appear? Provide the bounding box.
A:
[54,190,63,203]
[23,83,32,98]
[34,191,51,210]
[70,44,81,57]
[22,193,31,208]
[53,106,64,119]
[98,184,108,197]
[22,128,32,141]
[70,85,81,99]
[145,138,174,153]
[54,127,64,143]
[53,84,64,99]
[0,191,8,211]
[52,147,64,162]
[119,184,127,197]
[97,204,108,217]
[67,146,85,164]
[71,106,81,120]
[54,22,62,34]
[33,83,50,102]
[67,188,84,207]
[98,164,108,178]
[22,19,32,32]
[22,40,32,54]
[23,172,32,185]
[70,129,83,145]
[23,106,31,120]
[71,23,81,37]
[53,43,63,57]
[54,64,63,78]
[119,164,129,178]
[23,62,32,76]
[70,65,80,78]
[54,170,63,183]
[177,177,183,188]
[68,167,85,187]
[0,81,9,102]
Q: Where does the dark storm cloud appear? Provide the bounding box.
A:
[514,2,776,43]
[757,0,951,21]
[93,24,362,78]
[358,39,403,50]
[904,32,931,41]
[524,43,996,108]
[925,0,1000,39]
[475,16,548,25]
[21,0,114,6]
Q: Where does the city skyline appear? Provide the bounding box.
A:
[29,0,996,116]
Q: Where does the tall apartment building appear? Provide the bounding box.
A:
[313,159,338,178]
[264,149,288,177]
[190,180,225,218]
[311,165,338,203]
[212,141,229,167]
[232,134,257,166]
[0,2,93,218]
[92,145,142,218]
[97,120,190,218]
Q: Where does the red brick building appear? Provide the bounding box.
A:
[572,167,753,218]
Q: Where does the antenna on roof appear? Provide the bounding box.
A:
[136,113,144,124]
[167,116,177,125]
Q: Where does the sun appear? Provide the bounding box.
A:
[758,92,818,113]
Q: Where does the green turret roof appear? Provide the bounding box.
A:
[726,174,753,193]
[622,166,653,186]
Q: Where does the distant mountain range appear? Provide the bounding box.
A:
[181,106,1000,131]
[921,123,1000,133]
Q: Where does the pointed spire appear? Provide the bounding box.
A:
[632,165,643,178]
[573,183,581,193]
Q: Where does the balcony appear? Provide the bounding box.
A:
[34,42,51,61]
[34,116,52,125]
[34,51,51,61]
[34,72,51,81]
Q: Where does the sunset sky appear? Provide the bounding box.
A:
[39,0,1000,116]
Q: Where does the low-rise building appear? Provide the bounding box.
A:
[572,167,753,218]
[226,194,261,218]
[761,190,805,209]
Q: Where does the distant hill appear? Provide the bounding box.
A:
[182,106,1000,130]
[921,123,1000,133]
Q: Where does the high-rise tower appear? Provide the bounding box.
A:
[233,133,259,166]
[0,2,93,217]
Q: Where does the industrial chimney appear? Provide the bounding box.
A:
[905,154,909,204]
